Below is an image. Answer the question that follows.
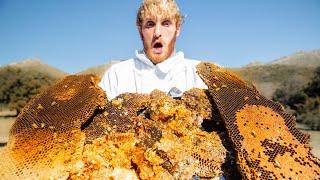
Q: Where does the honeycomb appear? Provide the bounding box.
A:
[0,74,105,179]
[0,62,319,179]
[10,74,106,135]
[80,90,228,179]
[196,62,320,179]
[0,74,228,179]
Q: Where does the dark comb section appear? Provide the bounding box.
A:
[197,62,320,179]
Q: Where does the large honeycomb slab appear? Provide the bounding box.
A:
[0,74,105,179]
[196,62,320,179]
[0,74,229,179]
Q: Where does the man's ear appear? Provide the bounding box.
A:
[138,26,143,40]
[176,26,181,37]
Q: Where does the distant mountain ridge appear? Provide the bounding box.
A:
[244,49,320,68]
[244,60,265,67]
[270,49,320,67]
[1,59,67,78]
[78,60,120,76]
[234,49,320,98]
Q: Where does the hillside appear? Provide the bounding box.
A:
[272,66,320,130]
[232,65,315,98]
[232,49,320,98]
[270,49,320,67]
[0,59,67,112]
[2,59,68,78]
[78,61,119,76]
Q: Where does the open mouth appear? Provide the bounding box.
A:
[152,42,163,54]
[154,42,163,48]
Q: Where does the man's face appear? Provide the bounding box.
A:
[139,16,180,64]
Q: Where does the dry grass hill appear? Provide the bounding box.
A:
[78,60,119,76]
[0,59,67,112]
[270,49,320,67]
[1,59,68,78]
[232,49,320,98]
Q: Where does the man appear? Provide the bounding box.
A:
[99,0,207,100]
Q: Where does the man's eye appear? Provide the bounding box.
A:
[162,20,171,27]
[145,21,155,28]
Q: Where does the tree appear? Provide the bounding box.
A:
[272,89,287,105]
[304,66,320,97]
[0,67,58,114]
[287,91,308,109]
[271,66,320,130]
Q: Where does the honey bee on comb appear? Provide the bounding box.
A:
[0,62,319,179]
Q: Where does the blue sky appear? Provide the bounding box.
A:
[0,0,320,73]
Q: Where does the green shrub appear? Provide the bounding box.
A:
[299,111,320,130]
[288,91,308,108]
[304,66,320,97]
[0,67,58,114]
[272,89,287,104]
[272,66,320,130]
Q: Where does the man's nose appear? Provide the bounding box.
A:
[154,24,162,38]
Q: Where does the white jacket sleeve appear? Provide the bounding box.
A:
[191,60,208,89]
[194,67,208,89]
[98,66,118,100]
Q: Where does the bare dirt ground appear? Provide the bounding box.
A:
[0,117,15,149]
[0,117,319,158]
[296,123,320,158]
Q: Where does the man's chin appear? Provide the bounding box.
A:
[147,53,168,64]
[144,44,175,64]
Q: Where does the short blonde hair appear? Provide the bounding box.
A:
[136,0,183,27]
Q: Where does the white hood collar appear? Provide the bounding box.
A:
[135,50,184,74]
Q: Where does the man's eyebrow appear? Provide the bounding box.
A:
[162,19,172,22]
[145,18,153,21]
[144,16,157,21]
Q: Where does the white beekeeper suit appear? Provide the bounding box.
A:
[99,50,208,100]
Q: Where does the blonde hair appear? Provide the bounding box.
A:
[136,0,183,27]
